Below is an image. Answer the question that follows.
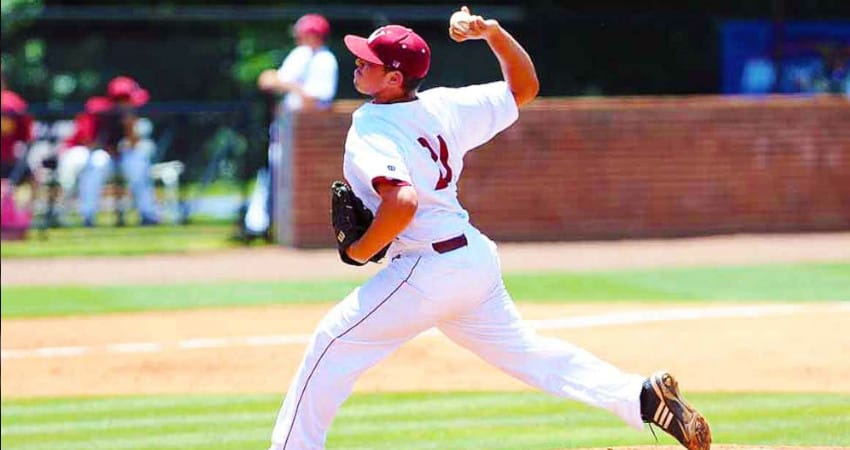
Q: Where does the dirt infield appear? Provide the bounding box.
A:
[3,232,850,286]
[2,301,849,398]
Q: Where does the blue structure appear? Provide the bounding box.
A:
[722,20,850,95]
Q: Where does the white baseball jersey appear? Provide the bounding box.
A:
[343,81,518,246]
[276,45,338,111]
[270,80,646,450]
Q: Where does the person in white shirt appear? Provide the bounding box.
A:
[258,13,338,112]
[248,14,339,238]
[267,7,711,450]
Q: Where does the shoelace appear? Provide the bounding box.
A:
[647,422,660,443]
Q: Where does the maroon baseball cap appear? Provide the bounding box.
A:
[344,25,431,80]
[107,76,149,107]
[294,14,330,39]
[1,90,28,115]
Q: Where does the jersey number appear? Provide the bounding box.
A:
[417,135,453,190]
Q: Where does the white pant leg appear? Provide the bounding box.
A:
[437,240,646,429]
[78,149,113,219]
[269,256,445,450]
[57,146,90,194]
[119,149,158,220]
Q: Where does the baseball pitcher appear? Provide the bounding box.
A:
[268,6,711,450]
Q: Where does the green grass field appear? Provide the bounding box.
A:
[3,236,849,450]
[2,263,848,318]
[2,392,848,449]
[0,223,247,258]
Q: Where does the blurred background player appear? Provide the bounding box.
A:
[1,88,35,237]
[45,95,113,226]
[76,76,160,227]
[1,89,33,186]
[246,13,339,240]
[257,13,338,112]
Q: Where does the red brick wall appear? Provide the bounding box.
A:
[287,95,850,248]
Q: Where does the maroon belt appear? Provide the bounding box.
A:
[431,234,468,254]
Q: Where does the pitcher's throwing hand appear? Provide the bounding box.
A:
[449,6,499,42]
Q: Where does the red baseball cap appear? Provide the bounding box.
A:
[107,76,149,107]
[294,14,330,39]
[1,90,28,115]
[85,96,113,114]
[344,25,431,80]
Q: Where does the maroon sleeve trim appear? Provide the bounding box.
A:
[371,176,411,192]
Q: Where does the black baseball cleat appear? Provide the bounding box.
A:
[640,371,711,450]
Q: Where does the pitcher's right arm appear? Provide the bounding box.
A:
[449,6,539,106]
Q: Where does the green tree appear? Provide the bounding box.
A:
[1,0,42,40]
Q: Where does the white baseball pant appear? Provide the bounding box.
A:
[269,225,645,450]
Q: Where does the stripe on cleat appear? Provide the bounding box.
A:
[654,403,667,423]
[663,410,674,428]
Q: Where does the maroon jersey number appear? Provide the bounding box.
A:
[417,135,453,190]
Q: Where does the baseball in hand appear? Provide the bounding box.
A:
[449,6,494,42]
[450,9,472,34]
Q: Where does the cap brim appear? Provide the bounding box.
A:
[130,89,150,107]
[344,35,383,65]
[85,97,114,114]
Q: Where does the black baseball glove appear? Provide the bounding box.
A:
[330,180,389,266]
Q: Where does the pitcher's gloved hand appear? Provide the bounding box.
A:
[330,180,388,266]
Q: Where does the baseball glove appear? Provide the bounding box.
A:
[330,180,388,266]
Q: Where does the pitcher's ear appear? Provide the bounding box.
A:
[387,70,403,87]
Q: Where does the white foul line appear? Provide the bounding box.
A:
[106,342,163,354]
[524,304,804,330]
[0,304,837,360]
